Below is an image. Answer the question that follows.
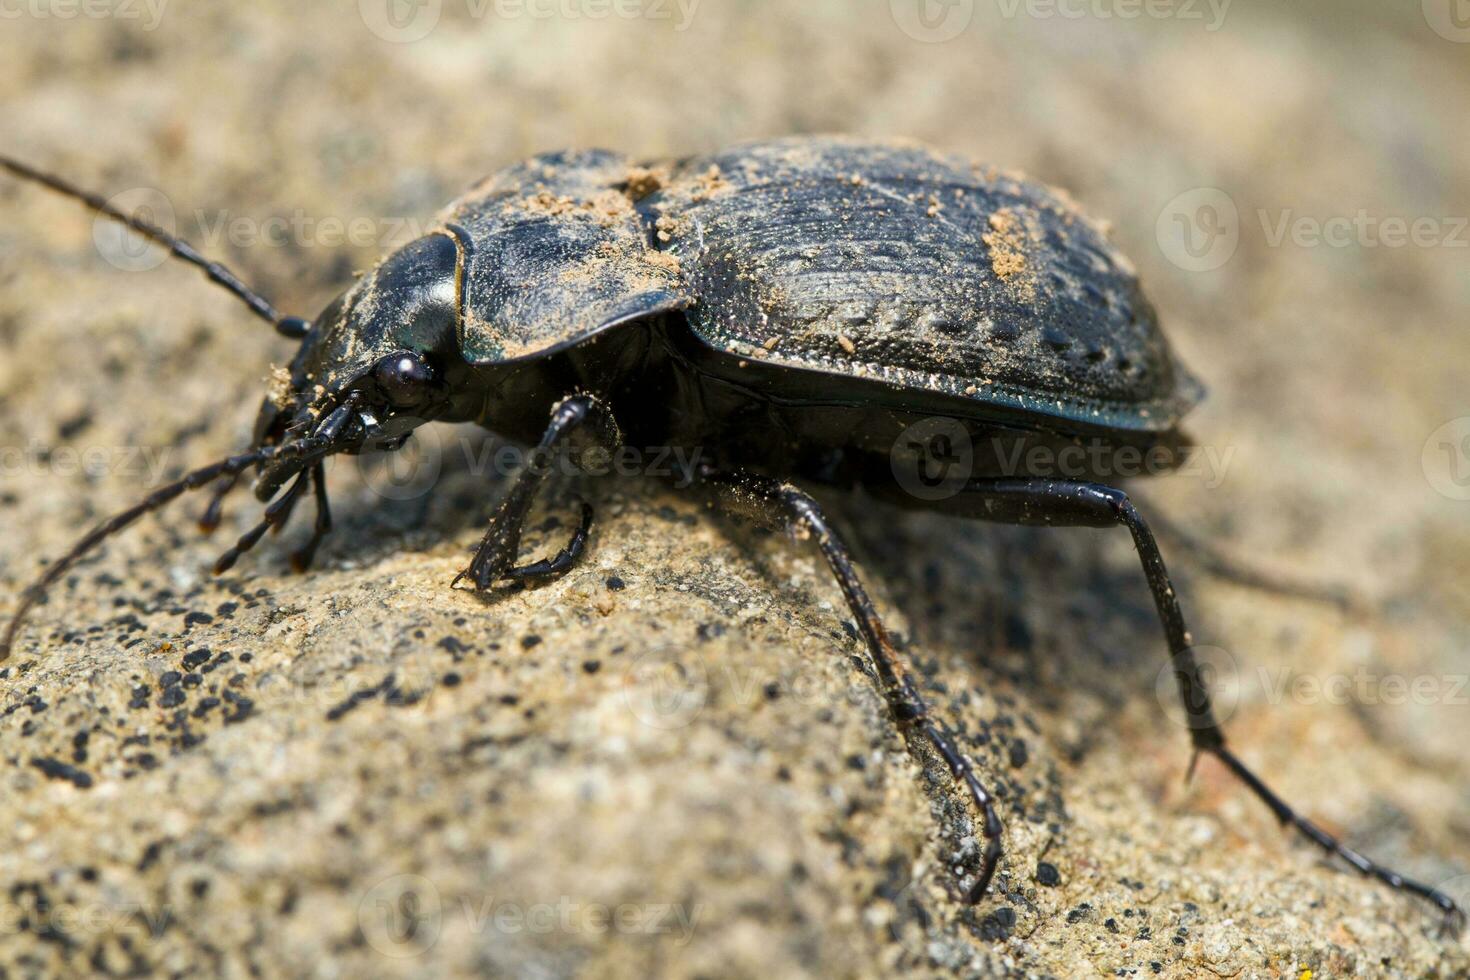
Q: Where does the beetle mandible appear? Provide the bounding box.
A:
[0,137,1459,930]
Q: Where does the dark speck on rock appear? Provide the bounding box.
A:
[183,611,213,627]
[160,687,187,708]
[979,907,1015,941]
[1008,738,1029,768]
[1036,861,1060,886]
[159,671,181,689]
[605,576,626,591]
[442,672,462,687]
[31,756,93,789]
[438,636,471,655]
[1004,611,1033,652]
[521,634,542,650]
[582,660,600,674]
[137,841,163,871]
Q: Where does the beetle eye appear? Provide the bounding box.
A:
[372,351,435,407]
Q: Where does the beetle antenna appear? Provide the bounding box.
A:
[0,155,309,340]
[0,430,341,661]
[0,448,274,661]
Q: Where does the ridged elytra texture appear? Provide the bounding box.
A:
[642,138,1201,434]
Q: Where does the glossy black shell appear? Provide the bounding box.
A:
[288,137,1200,469]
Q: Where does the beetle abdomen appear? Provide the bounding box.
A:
[644,137,1201,435]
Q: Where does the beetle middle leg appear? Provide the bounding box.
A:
[453,394,619,590]
[692,467,1004,904]
[942,478,1464,931]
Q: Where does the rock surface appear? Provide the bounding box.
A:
[0,2,1467,976]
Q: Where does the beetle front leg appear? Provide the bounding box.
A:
[453,394,620,591]
[692,467,1004,905]
[948,478,1464,933]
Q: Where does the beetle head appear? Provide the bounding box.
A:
[253,233,463,499]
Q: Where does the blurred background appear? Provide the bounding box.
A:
[1,1,1467,976]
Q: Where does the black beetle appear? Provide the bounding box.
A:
[0,138,1459,929]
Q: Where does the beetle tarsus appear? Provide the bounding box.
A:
[456,396,616,591]
[198,471,242,535]
[505,498,595,581]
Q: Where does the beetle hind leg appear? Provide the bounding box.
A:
[692,467,1004,904]
[944,478,1464,933]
